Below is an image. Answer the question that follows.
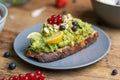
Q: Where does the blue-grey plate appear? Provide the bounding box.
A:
[13,23,111,70]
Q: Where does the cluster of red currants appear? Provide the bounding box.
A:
[1,70,45,80]
[47,15,63,25]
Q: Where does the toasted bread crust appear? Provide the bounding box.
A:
[25,31,98,63]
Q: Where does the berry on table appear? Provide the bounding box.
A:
[13,76,18,80]
[1,77,5,80]
[36,70,42,75]
[111,69,118,75]
[8,62,16,70]
[18,74,24,80]
[8,77,13,80]
[0,70,45,80]
[3,51,11,57]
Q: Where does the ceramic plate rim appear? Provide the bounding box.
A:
[13,23,111,70]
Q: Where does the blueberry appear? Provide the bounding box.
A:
[59,25,66,30]
[3,51,11,57]
[111,69,118,75]
[72,21,78,26]
[71,26,77,32]
[9,63,16,70]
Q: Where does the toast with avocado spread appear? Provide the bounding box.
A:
[25,14,98,63]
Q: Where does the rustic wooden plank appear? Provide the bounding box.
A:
[0,0,120,80]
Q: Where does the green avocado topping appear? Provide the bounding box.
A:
[28,14,94,53]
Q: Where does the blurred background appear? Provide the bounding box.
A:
[0,0,120,80]
[0,0,101,32]
[0,0,30,7]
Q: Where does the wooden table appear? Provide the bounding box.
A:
[0,0,120,80]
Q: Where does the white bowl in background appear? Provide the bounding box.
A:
[0,3,8,32]
[91,0,120,28]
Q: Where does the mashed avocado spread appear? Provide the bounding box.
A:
[29,14,94,53]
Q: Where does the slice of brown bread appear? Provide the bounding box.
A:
[25,31,98,63]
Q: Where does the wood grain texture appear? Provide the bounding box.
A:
[0,0,120,80]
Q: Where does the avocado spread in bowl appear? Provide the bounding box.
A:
[28,14,94,53]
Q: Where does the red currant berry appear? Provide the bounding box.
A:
[37,76,44,80]
[47,18,52,24]
[57,17,62,20]
[36,70,41,75]
[51,18,55,23]
[8,77,13,80]
[57,15,62,18]
[51,15,56,19]
[24,76,29,80]
[40,74,45,80]
[25,73,31,77]
[57,17,62,25]
[49,21,52,24]
[1,77,6,80]
[53,19,57,24]
[29,73,35,80]
[57,18,62,24]
[32,75,38,80]
[47,14,63,25]
[0,71,45,80]
[13,76,18,80]
[18,74,24,80]
[29,73,35,76]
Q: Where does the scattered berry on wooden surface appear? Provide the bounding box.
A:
[0,70,45,80]
[3,51,11,57]
[8,62,16,70]
[111,69,118,75]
